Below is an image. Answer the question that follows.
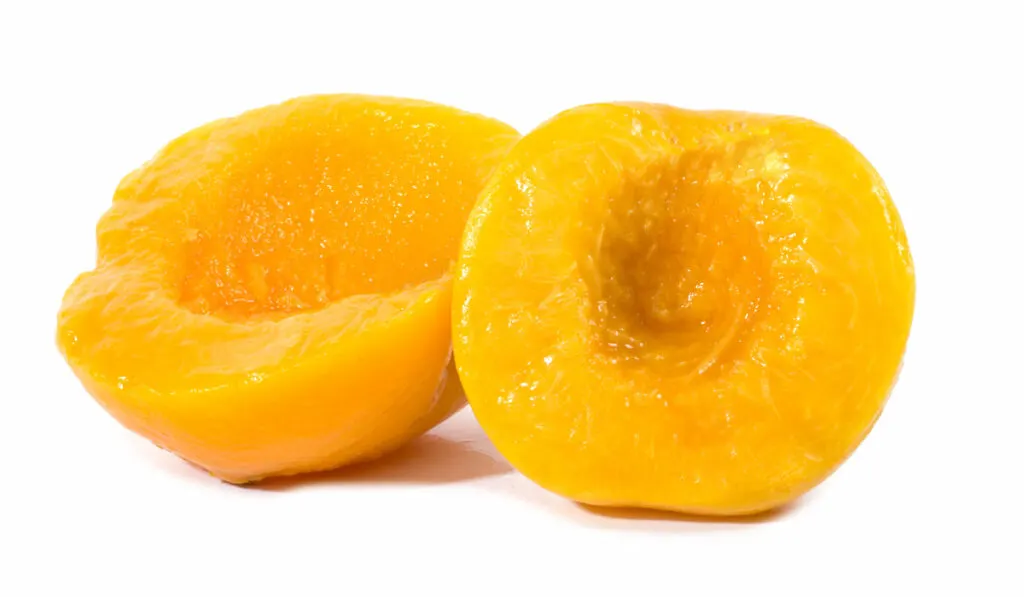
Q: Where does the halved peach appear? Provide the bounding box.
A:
[454,103,914,515]
[58,95,519,483]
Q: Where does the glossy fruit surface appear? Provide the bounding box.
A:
[454,103,914,515]
[58,95,519,483]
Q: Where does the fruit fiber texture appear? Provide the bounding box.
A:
[58,95,520,483]
[454,103,914,515]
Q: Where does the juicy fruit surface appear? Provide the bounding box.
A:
[58,95,519,483]
[454,103,914,515]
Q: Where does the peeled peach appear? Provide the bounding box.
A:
[58,95,519,483]
[453,103,914,515]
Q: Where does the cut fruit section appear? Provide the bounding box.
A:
[454,103,914,515]
[58,95,519,483]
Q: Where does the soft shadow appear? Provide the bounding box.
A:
[577,499,803,525]
[252,433,513,491]
[476,469,810,532]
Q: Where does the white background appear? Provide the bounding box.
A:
[2,1,1022,594]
